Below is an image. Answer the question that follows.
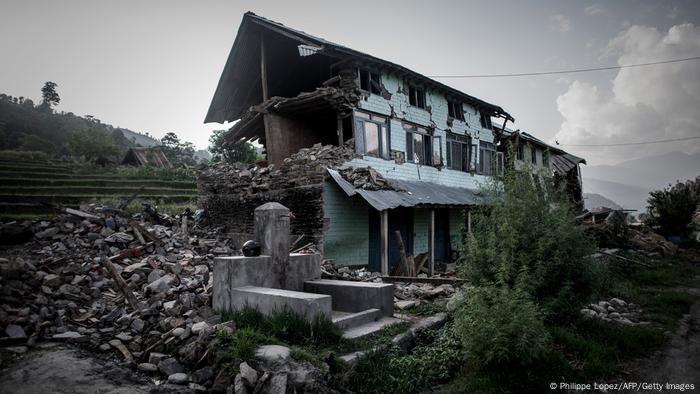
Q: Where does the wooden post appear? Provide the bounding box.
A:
[260,35,269,101]
[428,209,435,276]
[337,117,344,146]
[380,210,389,275]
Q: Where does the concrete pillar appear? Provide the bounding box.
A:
[254,202,290,263]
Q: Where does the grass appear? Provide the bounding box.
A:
[401,302,447,316]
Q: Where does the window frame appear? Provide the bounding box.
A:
[531,146,538,165]
[403,122,442,166]
[408,85,426,109]
[478,141,498,176]
[447,101,465,121]
[353,110,390,160]
[358,68,381,95]
[479,112,492,129]
[542,150,550,167]
[516,143,525,161]
[445,132,472,172]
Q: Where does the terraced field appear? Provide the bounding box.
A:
[0,158,197,220]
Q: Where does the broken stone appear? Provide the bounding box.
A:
[255,345,290,362]
[52,331,86,341]
[239,362,258,386]
[5,324,27,338]
[266,373,288,394]
[138,363,158,373]
[168,373,189,385]
[191,321,211,335]
[148,352,168,365]
[158,357,184,376]
[234,373,247,394]
[395,300,418,310]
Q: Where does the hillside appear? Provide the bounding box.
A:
[0,93,158,157]
[582,151,700,214]
[583,193,622,211]
[0,156,196,220]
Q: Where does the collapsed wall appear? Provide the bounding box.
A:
[196,143,357,250]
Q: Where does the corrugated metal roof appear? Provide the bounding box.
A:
[327,168,478,210]
[551,153,585,175]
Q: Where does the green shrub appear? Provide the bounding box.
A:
[645,177,699,237]
[455,286,548,366]
[460,156,597,323]
[222,327,274,363]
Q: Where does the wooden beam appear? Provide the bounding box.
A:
[337,117,343,146]
[381,276,466,285]
[428,209,435,276]
[380,210,389,275]
[260,35,269,101]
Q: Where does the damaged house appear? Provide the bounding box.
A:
[200,12,583,275]
[496,128,586,210]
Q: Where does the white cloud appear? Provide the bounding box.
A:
[584,4,606,16]
[553,23,700,165]
[550,14,571,33]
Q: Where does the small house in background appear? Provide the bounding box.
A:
[121,147,171,167]
[497,128,586,211]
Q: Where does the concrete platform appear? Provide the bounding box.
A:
[341,316,403,339]
[228,286,332,321]
[304,279,394,316]
[331,308,381,330]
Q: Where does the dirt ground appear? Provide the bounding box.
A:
[0,343,161,394]
[620,287,700,393]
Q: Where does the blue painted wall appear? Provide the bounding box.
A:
[350,71,496,190]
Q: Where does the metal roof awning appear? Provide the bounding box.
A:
[327,168,479,211]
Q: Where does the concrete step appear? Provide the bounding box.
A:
[331,308,381,330]
[218,286,332,322]
[304,279,394,317]
[342,316,403,339]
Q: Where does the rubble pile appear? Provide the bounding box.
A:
[0,206,247,391]
[196,142,358,242]
[320,260,381,282]
[338,167,394,191]
[393,282,457,311]
[580,298,647,326]
[197,142,357,200]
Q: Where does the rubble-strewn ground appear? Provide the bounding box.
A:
[1,344,156,394]
[0,205,236,391]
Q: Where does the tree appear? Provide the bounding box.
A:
[160,132,196,166]
[67,128,120,162]
[39,81,60,111]
[208,129,259,164]
[645,177,700,237]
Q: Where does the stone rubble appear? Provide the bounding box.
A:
[0,204,337,393]
[580,297,648,326]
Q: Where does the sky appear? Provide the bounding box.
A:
[1,0,699,165]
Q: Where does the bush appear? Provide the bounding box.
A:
[460,158,597,322]
[455,286,548,366]
[645,177,699,238]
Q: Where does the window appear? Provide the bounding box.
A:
[353,111,390,159]
[446,132,472,172]
[543,150,549,167]
[516,143,524,161]
[404,122,441,166]
[478,141,503,176]
[447,101,465,121]
[408,86,426,109]
[479,112,492,129]
[358,69,381,95]
[531,147,537,165]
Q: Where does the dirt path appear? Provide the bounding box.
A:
[620,287,700,393]
[0,344,162,394]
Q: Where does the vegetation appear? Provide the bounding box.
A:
[208,129,260,164]
[40,81,60,111]
[644,176,700,238]
[160,132,197,166]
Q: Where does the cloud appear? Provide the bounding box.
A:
[584,4,606,16]
[549,14,571,33]
[553,23,700,165]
